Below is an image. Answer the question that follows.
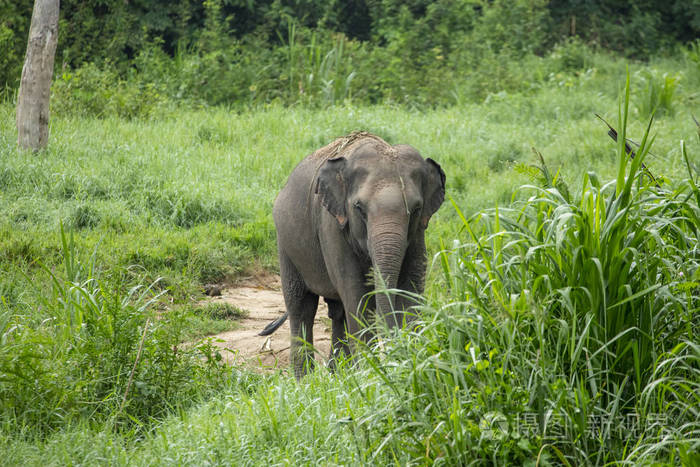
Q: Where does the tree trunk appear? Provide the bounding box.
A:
[16,0,60,151]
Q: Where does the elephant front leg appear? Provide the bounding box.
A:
[325,298,349,370]
[321,243,374,347]
[279,252,319,378]
[341,288,376,347]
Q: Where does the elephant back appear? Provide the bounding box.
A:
[308,131,391,163]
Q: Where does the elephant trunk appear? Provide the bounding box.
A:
[369,221,408,329]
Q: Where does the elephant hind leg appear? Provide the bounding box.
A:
[325,298,349,371]
[279,251,319,379]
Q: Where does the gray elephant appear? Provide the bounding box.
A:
[261,132,445,377]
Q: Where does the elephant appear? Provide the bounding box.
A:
[260,131,445,377]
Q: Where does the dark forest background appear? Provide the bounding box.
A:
[2,0,699,111]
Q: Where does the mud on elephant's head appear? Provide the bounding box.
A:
[315,141,446,325]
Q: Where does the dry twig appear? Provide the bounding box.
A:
[595,113,661,188]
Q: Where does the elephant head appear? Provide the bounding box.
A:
[315,143,445,328]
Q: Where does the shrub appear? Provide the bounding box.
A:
[51,62,167,119]
[0,225,230,434]
[635,69,680,119]
[550,37,594,72]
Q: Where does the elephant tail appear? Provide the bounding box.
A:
[258,312,288,336]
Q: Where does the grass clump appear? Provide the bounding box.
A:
[178,302,247,341]
[0,226,231,435]
[196,302,246,321]
[375,83,700,463]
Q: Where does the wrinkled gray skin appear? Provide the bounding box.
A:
[270,133,445,378]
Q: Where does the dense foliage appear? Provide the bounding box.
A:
[2,0,700,108]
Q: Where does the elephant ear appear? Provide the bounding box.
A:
[315,157,348,228]
[422,158,446,228]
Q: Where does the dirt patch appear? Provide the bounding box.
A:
[203,275,331,373]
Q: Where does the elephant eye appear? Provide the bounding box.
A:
[353,201,366,217]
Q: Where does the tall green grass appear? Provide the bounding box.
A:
[406,80,700,463]
[281,22,358,106]
[0,225,231,435]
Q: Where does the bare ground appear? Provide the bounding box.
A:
[202,275,331,373]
